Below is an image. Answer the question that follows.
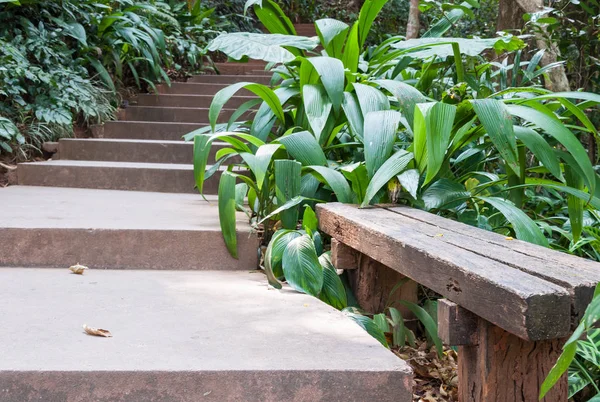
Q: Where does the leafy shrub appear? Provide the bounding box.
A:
[0,0,221,156]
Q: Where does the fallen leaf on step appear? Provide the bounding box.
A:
[69,263,88,275]
[83,324,112,337]
[505,236,514,241]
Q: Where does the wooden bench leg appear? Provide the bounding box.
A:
[346,253,418,315]
[459,318,567,402]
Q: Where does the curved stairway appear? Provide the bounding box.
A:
[0,58,412,401]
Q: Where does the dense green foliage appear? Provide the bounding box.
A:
[0,0,222,157]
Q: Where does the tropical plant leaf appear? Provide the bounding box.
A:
[275,160,302,229]
[282,235,324,297]
[305,165,354,203]
[478,196,549,247]
[397,300,444,357]
[315,18,349,58]
[306,57,345,112]
[375,79,426,129]
[362,150,414,207]
[303,84,333,143]
[245,0,297,36]
[364,110,402,179]
[218,171,238,258]
[319,253,348,309]
[514,126,563,181]
[278,130,328,166]
[357,0,389,47]
[344,311,389,348]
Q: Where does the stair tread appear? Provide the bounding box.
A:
[0,186,241,231]
[0,267,408,374]
[22,160,195,169]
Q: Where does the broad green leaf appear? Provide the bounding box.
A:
[422,179,470,210]
[362,150,414,207]
[240,144,282,191]
[342,92,364,139]
[373,313,391,333]
[364,110,402,179]
[424,102,457,184]
[246,0,297,36]
[315,18,349,58]
[319,253,348,310]
[398,169,420,199]
[473,100,520,178]
[275,160,302,229]
[306,57,345,113]
[278,131,328,166]
[210,82,284,132]
[514,126,563,181]
[342,22,360,76]
[422,2,477,38]
[303,84,333,144]
[341,162,370,204]
[208,32,317,63]
[357,0,389,47]
[302,206,318,233]
[282,235,324,297]
[193,135,212,194]
[413,102,434,173]
[540,342,578,399]
[478,196,548,247]
[265,229,302,287]
[218,172,238,258]
[354,83,390,118]
[375,79,426,129]
[507,104,595,194]
[305,165,354,203]
[392,36,523,59]
[344,311,389,348]
[389,307,406,347]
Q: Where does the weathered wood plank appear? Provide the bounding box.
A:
[347,254,418,315]
[331,238,358,270]
[317,203,571,340]
[384,206,600,324]
[459,318,568,402]
[437,299,478,346]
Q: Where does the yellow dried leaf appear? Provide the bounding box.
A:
[69,263,88,275]
[83,324,112,337]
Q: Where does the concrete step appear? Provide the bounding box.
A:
[188,74,272,84]
[0,186,258,270]
[16,160,230,194]
[118,106,252,124]
[96,121,204,141]
[57,138,228,164]
[214,63,273,75]
[135,94,258,109]
[157,82,253,95]
[0,267,412,401]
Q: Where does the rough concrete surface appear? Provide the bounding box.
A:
[0,186,258,270]
[0,269,412,402]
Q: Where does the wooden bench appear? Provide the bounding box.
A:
[317,203,600,402]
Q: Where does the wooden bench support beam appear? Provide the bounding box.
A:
[459,318,567,402]
[437,299,478,346]
[331,238,358,270]
[346,254,418,315]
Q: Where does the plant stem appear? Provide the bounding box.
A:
[452,42,465,83]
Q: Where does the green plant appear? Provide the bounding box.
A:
[541,283,600,401]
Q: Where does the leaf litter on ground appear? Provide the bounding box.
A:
[83,324,112,338]
[69,263,88,275]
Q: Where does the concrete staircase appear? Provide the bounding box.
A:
[0,58,412,401]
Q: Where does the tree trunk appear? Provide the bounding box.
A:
[497,0,570,91]
[406,0,420,39]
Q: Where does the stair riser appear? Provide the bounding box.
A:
[95,122,203,141]
[118,107,252,123]
[188,75,271,84]
[157,83,254,95]
[17,164,215,194]
[0,228,258,271]
[135,95,258,109]
[58,141,232,164]
[0,371,410,402]
[214,63,270,75]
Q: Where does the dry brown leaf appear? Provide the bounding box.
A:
[83,324,112,337]
[69,263,88,275]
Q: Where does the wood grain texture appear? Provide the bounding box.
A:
[347,254,418,316]
[386,205,600,323]
[438,299,478,346]
[459,318,568,402]
[316,203,571,340]
[331,238,358,270]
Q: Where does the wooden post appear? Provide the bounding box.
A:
[459,318,568,402]
[346,253,418,315]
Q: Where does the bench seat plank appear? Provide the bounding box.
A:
[317,203,572,341]
[382,206,600,323]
